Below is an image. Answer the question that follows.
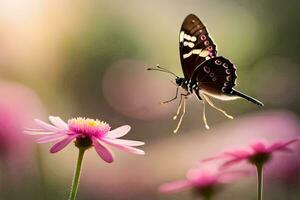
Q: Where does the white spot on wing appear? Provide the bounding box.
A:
[183,49,209,59]
[200,35,206,40]
[204,66,210,73]
[215,59,222,65]
[199,50,210,57]
[179,31,184,42]
[184,34,192,40]
[221,87,227,92]
[183,50,194,59]
[189,43,195,48]
[183,41,195,48]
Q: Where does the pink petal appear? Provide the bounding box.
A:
[190,175,218,187]
[159,180,192,193]
[37,133,68,143]
[106,125,131,139]
[220,157,246,169]
[107,138,145,146]
[202,150,250,163]
[274,147,294,153]
[218,170,251,183]
[224,150,250,159]
[267,141,283,152]
[24,130,55,135]
[201,153,228,162]
[49,116,68,129]
[25,128,49,131]
[100,138,145,155]
[49,135,77,153]
[268,138,298,152]
[34,119,60,132]
[92,139,114,163]
[250,141,267,153]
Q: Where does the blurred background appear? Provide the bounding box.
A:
[0,0,299,199]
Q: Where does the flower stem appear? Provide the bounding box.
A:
[201,188,213,200]
[204,195,212,200]
[35,145,50,200]
[68,148,85,200]
[256,164,264,200]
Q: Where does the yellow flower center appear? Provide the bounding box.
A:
[68,117,111,135]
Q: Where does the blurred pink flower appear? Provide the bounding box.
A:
[0,80,46,187]
[159,166,248,199]
[0,107,21,159]
[80,111,300,199]
[0,82,43,158]
[25,116,145,163]
[0,83,44,155]
[203,139,298,169]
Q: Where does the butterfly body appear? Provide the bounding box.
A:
[175,55,241,102]
[175,77,199,98]
[178,14,263,106]
[148,14,263,132]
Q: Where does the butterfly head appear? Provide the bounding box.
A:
[175,77,184,86]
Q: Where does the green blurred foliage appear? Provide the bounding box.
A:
[60,16,145,116]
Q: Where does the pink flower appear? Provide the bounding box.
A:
[203,139,298,168]
[25,116,145,163]
[0,81,45,182]
[159,166,248,198]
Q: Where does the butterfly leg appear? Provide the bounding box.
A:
[195,89,210,129]
[194,89,202,100]
[160,86,179,104]
[173,92,189,120]
[173,93,189,133]
[202,94,233,119]
[202,96,210,130]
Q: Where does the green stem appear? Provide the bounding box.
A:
[68,148,85,200]
[256,164,264,200]
[204,195,212,200]
[201,189,213,200]
[35,144,49,200]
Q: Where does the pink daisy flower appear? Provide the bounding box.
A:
[25,116,145,163]
[202,139,298,200]
[202,139,298,169]
[159,166,248,199]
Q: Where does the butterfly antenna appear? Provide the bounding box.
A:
[231,89,264,106]
[147,64,179,78]
[202,94,234,119]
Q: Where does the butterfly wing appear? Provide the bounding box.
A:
[179,14,217,79]
[191,56,237,100]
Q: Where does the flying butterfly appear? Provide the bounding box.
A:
[148,14,263,133]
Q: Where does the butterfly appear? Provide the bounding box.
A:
[148,14,263,133]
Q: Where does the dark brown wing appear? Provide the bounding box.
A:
[179,14,217,79]
[191,56,237,99]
